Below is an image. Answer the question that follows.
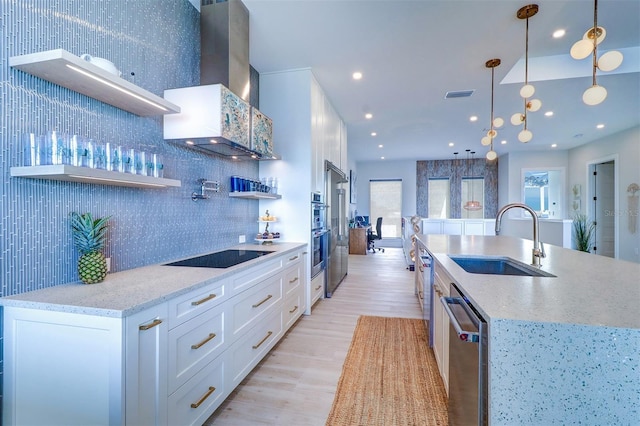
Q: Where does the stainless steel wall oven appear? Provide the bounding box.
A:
[311,192,328,278]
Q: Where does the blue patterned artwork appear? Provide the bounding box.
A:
[221,85,250,148]
[251,108,274,157]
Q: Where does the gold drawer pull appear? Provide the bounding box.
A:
[191,293,217,306]
[252,331,273,349]
[289,305,299,314]
[191,333,217,350]
[252,294,273,308]
[190,386,216,409]
[314,285,322,291]
[289,277,299,284]
[289,255,299,261]
[139,319,162,331]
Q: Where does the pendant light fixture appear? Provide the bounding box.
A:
[510,4,542,144]
[570,0,623,106]
[482,58,502,161]
[463,149,482,211]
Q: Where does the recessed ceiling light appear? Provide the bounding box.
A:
[378,144,383,148]
[597,123,605,129]
[380,156,385,160]
[553,29,566,38]
[501,140,507,145]
[544,111,554,117]
[470,115,478,122]
[371,132,377,136]
[365,113,373,119]
[448,142,455,147]
[551,144,558,148]
[352,71,363,80]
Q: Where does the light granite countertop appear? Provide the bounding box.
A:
[416,234,640,425]
[415,234,640,329]
[0,242,306,318]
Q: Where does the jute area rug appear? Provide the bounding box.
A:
[326,316,448,426]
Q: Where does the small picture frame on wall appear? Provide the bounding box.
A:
[350,169,357,204]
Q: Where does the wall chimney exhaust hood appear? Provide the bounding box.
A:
[164,84,277,160]
[162,0,277,160]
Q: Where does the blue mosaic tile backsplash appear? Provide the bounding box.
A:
[1,0,261,295]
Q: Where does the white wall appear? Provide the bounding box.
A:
[568,126,640,263]
[352,160,417,218]
[498,150,570,218]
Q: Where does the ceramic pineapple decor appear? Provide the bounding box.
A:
[70,212,111,284]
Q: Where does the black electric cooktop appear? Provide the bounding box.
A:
[165,249,274,269]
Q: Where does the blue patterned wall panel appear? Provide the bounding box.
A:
[0,0,261,297]
[416,158,498,218]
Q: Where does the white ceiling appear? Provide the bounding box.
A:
[242,0,640,163]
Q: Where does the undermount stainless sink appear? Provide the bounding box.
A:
[448,255,556,277]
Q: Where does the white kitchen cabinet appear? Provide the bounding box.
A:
[1,245,306,426]
[433,263,451,395]
[2,308,124,425]
[125,303,169,425]
[443,220,463,235]
[167,301,226,394]
[259,70,347,317]
[422,220,444,235]
[228,308,283,388]
[167,350,227,426]
[310,272,325,307]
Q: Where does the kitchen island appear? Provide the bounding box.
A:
[1,242,307,426]
[416,234,640,425]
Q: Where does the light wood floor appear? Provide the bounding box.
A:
[205,247,422,425]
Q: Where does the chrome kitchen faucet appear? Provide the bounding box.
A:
[495,203,546,267]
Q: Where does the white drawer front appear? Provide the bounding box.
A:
[168,302,226,393]
[168,279,227,328]
[283,264,302,296]
[228,309,283,388]
[311,272,324,305]
[283,292,302,331]
[231,256,283,294]
[167,352,226,426]
[231,276,282,340]
[283,250,302,268]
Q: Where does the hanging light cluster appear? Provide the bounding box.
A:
[569,0,623,105]
[510,4,542,144]
[463,150,482,211]
[481,58,502,161]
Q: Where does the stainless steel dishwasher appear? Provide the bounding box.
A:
[441,282,488,426]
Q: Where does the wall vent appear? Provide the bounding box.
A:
[445,90,475,99]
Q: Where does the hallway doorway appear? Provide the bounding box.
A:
[588,157,618,258]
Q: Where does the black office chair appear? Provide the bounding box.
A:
[368,217,384,253]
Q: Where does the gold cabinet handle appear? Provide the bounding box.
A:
[289,277,299,284]
[191,293,217,306]
[191,333,216,350]
[252,331,273,349]
[252,294,273,308]
[314,285,322,291]
[289,255,299,261]
[139,319,162,331]
[190,386,216,409]
[289,305,299,314]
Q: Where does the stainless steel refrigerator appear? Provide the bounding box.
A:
[325,161,348,297]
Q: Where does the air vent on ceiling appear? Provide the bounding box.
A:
[445,90,475,99]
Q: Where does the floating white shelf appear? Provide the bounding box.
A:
[9,49,181,116]
[229,191,281,200]
[10,165,181,188]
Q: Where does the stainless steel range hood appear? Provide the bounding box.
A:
[200,0,250,101]
[163,0,276,160]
